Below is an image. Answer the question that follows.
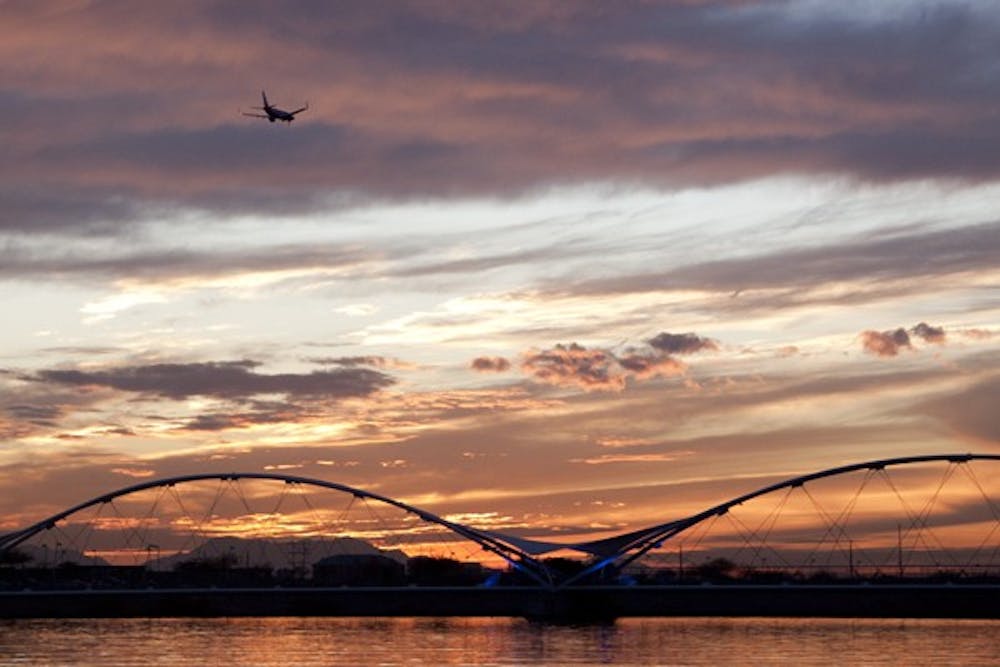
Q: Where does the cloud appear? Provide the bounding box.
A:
[571,453,685,465]
[392,242,598,279]
[180,402,305,432]
[3,1,1000,551]
[110,467,156,478]
[594,436,657,449]
[0,376,113,440]
[307,356,416,370]
[4,403,65,425]
[961,328,994,340]
[910,322,946,344]
[0,240,379,285]
[861,328,912,357]
[38,346,124,356]
[5,3,1000,232]
[647,332,719,355]
[1,358,996,545]
[470,356,511,373]
[174,396,347,434]
[0,186,152,236]
[616,352,686,380]
[33,360,395,400]
[919,374,1000,444]
[521,343,625,392]
[861,322,949,357]
[521,341,687,392]
[567,222,1000,306]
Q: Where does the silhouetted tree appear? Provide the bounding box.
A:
[696,557,736,581]
[0,548,32,567]
[313,554,405,586]
[407,556,484,586]
[174,553,238,572]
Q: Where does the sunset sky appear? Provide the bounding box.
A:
[1,1,998,551]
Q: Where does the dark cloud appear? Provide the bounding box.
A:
[470,356,512,373]
[4,404,63,426]
[181,400,306,432]
[861,328,911,357]
[910,322,946,344]
[0,241,378,283]
[5,2,1000,232]
[33,360,395,400]
[647,332,718,355]
[0,187,152,236]
[101,426,136,437]
[0,377,112,440]
[181,414,243,432]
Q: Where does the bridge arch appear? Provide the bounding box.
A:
[560,453,1000,586]
[0,472,556,587]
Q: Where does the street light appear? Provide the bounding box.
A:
[146,544,160,571]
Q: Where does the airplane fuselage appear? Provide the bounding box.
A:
[243,91,308,123]
[265,106,296,122]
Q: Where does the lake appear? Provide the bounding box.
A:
[1,617,997,665]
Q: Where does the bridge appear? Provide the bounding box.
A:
[1,453,998,619]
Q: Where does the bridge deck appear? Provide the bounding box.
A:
[2,584,997,621]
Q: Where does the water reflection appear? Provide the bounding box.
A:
[0,617,997,665]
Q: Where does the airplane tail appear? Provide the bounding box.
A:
[261,90,269,108]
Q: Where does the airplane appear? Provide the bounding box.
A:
[241,90,308,123]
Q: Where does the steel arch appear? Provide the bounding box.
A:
[560,453,1000,586]
[2,454,998,589]
[0,472,557,587]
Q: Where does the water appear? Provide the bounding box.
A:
[0,617,997,665]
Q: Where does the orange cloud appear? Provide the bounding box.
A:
[571,453,685,465]
[110,467,155,478]
[521,343,627,392]
[521,337,700,392]
[861,328,912,357]
[862,322,951,357]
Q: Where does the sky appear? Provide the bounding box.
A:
[1,1,998,557]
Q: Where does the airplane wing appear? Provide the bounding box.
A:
[241,112,270,119]
[289,104,309,116]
